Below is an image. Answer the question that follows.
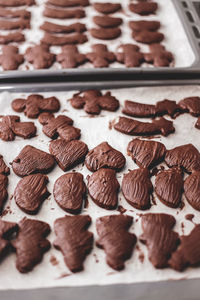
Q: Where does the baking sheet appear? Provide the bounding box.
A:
[0,0,195,72]
[0,85,200,290]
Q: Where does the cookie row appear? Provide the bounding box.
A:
[1,213,199,274]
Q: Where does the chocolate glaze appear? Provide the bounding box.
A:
[116,44,144,68]
[184,171,200,211]
[87,168,119,210]
[85,142,126,172]
[47,0,89,7]
[127,138,166,169]
[122,168,153,210]
[144,44,173,67]
[93,2,121,14]
[40,21,86,34]
[86,44,115,68]
[178,97,200,116]
[129,20,160,32]
[155,99,180,117]
[57,45,87,68]
[12,145,55,177]
[90,27,121,40]
[129,2,158,15]
[0,45,24,71]
[12,218,51,273]
[185,214,195,222]
[155,168,183,208]
[53,172,86,214]
[93,15,122,28]
[114,116,175,137]
[14,174,50,214]
[169,224,200,271]
[140,213,179,268]
[41,32,88,46]
[0,220,18,260]
[96,215,137,270]
[54,215,93,272]
[43,6,85,19]
[0,8,31,19]
[165,144,200,173]
[49,139,88,171]
[122,100,156,118]
[132,30,164,44]
[25,45,55,69]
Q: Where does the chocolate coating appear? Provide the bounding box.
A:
[93,2,121,14]
[132,30,164,44]
[47,0,89,7]
[0,0,35,6]
[178,97,200,116]
[43,6,85,19]
[40,21,86,34]
[25,45,55,69]
[87,168,119,210]
[57,45,87,68]
[96,215,137,270]
[14,174,50,214]
[86,44,115,68]
[116,44,144,67]
[53,172,86,214]
[184,171,200,211]
[127,138,166,169]
[41,32,88,46]
[0,32,25,44]
[93,15,122,28]
[54,215,93,272]
[0,8,31,19]
[85,142,125,172]
[12,145,55,177]
[122,168,153,210]
[144,44,173,67]
[122,100,156,118]
[49,139,88,171]
[0,45,24,71]
[129,20,160,32]
[90,28,121,40]
[129,2,158,15]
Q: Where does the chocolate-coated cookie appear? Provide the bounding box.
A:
[0,32,25,44]
[0,8,31,19]
[93,15,122,28]
[43,6,85,19]
[11,218,51,273]
[0,45,24,71]
[14,174,50,214]
[0,19,30,30]
[12,145,55,177]
[57,45,87,68]
[122,168,153,210]
[144,44,173,67]
[41,32,88,46]
[178,97,200,116]
[132,30,164,44]
[93,2,121,14]
[127,138,166,169]
[47,0,89,7]
[96,215,137,270]
[54,215,93,272]
[0,220,18,260]
[85,142,125,172]
[0,0,35,6]
[25,45,55,69]
[87,168,119,210]
[184,171,200,211]
[90,27,121,40]
[116,44,144,67]
[129,20,160,32]
[0,155,10,175]
[86,44,115,68]
[49,139,88,171]
[122,100,156,118]
[40,21,86,34]
[129,2,158,15]
[53,172,86,214]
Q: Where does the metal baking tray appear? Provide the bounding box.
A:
[0,79,200,300]
[1,0,200,83]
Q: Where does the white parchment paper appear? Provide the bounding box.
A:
[0,85,200,290]
[0,0,195,70]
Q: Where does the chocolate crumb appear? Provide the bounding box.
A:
[117,205,127,214]
[93,253,99,263]
[185,214,194,222]
[50,255,59,266]
[136,245,145,263]
[57,273,71,279]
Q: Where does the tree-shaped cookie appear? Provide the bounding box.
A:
[144,44,173,67]
[116,44,144,67]
[12,94,60,118]
[57,45,87,68]
[54,215,93,272]
[0,45,24,70]
[0,219,18,260]
[25,44,55,69]
[86,44,115,68]
[11,218,51,273]
[96,215,137,270]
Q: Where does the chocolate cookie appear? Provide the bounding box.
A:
[155,168,183,208]
[169,224,200,271]
[93,15,122,28]
[90,27,121,40]
[53,172,86,214]
[11,218,51,273]
[0,220,18,260]
[49,139,88,171]
[0,155,10,175]
[122,100,156,118]
[43,6,85,19]
[127,138,166,169]
[0,46,24,71]
[122,168,153,210]
[165,144,200,173]
[41,33,88,46]
[54,215,93,272]
[116,44,144,67]
[40,21,86,34]
[0,0,35,6]
[129,20,160,32]
[0,32,25,44]
[87,168,119,210]
[39,113,80,141]
[96,215,137,270]
[155,99,180,117]
[132,30,164,44]
[25,45,55,69]
[144,44,173,67]
[57,45,87,68]
[85,142,125,172]
[93,2,121,14]
[12,145,55,177]
[12,94,60,118]
[0,8,31,19]
[0,115,36,141]
[14,174,50,214]
[0,19,30,30]
[86,44,115,68]
[129,2,158,15]
[114,116,175,137]
[47,0,89,7]
[70,89,119,114]
[140,213,179,268]
[178,97,200,117]
[184,171,200,211]
[0,174,8,213]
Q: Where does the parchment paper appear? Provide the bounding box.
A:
[0,85,200,290]
[0,0,195,70]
